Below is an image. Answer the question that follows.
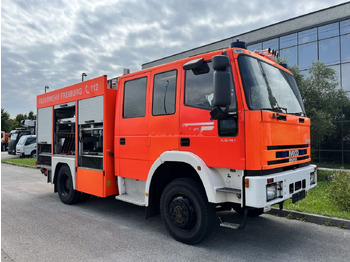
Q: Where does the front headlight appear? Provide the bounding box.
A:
[266,184,277,201]
[310,172,316,185]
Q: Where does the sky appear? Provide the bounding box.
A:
[1,0,348,118]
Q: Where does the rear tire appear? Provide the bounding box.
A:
[57,165,81,205]
[160,178,216,245]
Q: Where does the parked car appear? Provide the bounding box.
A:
[16,135,36,158]
[8,129,31,155]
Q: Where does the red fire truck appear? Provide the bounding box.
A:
[36,41,317,244]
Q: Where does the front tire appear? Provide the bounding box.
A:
[160,178,216,245]
[31,150,36,158]
[57,165,81,205]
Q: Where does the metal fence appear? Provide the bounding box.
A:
[312,120,350,166]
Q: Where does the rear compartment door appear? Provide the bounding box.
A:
[37,107,52,144]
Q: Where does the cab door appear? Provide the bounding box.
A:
[116,73,150,181]
[180,53,245,170]
[148,67,180,163]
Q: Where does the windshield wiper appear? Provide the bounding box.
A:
[290,112,305,116]
[260,107,288,113]
[259,65,286,114]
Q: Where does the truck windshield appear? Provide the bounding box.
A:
[238,55,305,115]
[17,136,26,145]
[10,133,18,140]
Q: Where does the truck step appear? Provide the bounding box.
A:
[219,221,241,229]
[219,211,248,230]
[115,194,145,206]
[216,187,241,194]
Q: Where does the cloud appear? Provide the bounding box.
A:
[1,0,346,117]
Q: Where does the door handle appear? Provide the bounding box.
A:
[180,138,190,147]
[120,138,126,145]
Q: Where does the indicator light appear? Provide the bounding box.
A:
[267,178,274,184]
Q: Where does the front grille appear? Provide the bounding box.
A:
[267,144,309,150]
[266,144,310,166]
[268,156,309,165]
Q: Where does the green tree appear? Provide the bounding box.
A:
[28,111,36,120]
[1,109,37,132]
[1,108,11,132]
[15,113,28,125]
[289,61,350,148]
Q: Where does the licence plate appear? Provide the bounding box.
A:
[292,190,305,204]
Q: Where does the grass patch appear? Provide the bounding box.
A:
[2,157,36,167]
[312,161,350,170]
[279,170,350,220]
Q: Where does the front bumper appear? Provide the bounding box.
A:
[245,164,317,208]
[16,148,24,156]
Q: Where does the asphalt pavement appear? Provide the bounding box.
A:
[1,151,18,160]
[2,163,350,261]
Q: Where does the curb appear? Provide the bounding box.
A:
[267,208,350,229]
[1,161,37,169]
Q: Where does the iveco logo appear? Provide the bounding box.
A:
[289,150,299,157]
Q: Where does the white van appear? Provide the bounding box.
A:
[16,135,36,158]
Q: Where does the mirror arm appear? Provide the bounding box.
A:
[210,105,229,120]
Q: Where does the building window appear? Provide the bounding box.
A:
[342,63,350,92]
[298,28,317,44]
[328,64,341,85]
[340,19,350,35]
[263,38,279,50]
[280,33,297,49]
[247,42,262,51]
[318,22,339,40]
[298,42,318,70]
[152,70,177,116]
[319,37,340,65]
[280,46,297,66]
[123,77,147,118]
[341,34,350,63]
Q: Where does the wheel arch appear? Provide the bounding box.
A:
[52,158,76,193]
[145,151,221,218]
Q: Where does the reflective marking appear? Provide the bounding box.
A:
[182,122,214,127]
[200,126,215,132]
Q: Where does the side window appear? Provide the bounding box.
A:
[185,61,236,110]
[185,62,214,110]
[123,77,147,118]
[27,137,36,144]
[153,70,177,115]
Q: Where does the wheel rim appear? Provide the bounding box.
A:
[168,196,197,230]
